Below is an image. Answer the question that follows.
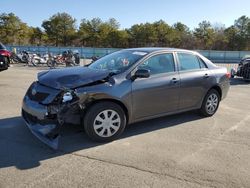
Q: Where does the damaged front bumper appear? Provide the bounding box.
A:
[22,96,61,149]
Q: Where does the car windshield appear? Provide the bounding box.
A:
[89,50,148,73]
[0,42,6,50]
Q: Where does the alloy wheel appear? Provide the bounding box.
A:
[206,93,218,114]
[93,109,121,138]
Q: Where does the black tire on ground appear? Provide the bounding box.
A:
[199,89,221,117]
[230,69,235,78]
[83,101,127,142]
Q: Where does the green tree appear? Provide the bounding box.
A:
[29,27,44,45]
[234,16,250,50]
[79,18,122,47]
[1,12,250,50]
[224,26,238,50]
[0,13,30,45]
[42,12,76,46]
[152,20,172,47]
[78,18,102,47]
[106,30,129,48]
[98,19,120,47]
[128,23,158,47]
[171,22,193,48]
[194,21,216,49]
[211,24,228,50]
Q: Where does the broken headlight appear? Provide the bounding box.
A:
[62,91,73,103]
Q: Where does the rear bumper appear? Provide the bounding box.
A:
[221,81,230,100]
[22,96,60,149]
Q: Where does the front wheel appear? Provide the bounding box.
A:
[83,102,127,142]
[199,89,220,117]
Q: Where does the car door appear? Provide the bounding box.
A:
[177,52,212,110]
[131,53,180,120]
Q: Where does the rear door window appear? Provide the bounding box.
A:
[198,57,207,68]
[177,53,203,71]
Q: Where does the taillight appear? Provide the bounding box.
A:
[0,50,11,57]
[226,72,231,79]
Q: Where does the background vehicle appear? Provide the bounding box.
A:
[30,53,49,66]
[10,52,23,64]
[62,50,79,67]
[0,42,11,71]
[47,54,66,68]
[15,51,30,64]
[22,48,230,149]
[231,57,250,81]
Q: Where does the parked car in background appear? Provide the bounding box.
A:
[231,57,250,81]
[22,48,230,149]
[0,42,11,71]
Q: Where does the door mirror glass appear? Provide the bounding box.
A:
[133,69,150,80]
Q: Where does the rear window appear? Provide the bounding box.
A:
[0,43,6,50]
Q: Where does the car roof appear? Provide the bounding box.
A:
[124,47,195,54]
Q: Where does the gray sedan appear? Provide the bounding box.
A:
[22,48,230,149]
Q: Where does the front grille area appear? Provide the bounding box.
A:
[27,82,49,102]
[22,109,38,124]
[22,109,57,125]
[238,63,250,79]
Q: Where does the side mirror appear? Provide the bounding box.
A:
[132,69,150,80]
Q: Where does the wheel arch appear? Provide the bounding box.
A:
[82,98,129,124]
[209,85,222,100]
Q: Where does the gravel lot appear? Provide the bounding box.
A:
[0,65,250,188]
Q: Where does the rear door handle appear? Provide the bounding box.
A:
[204,73,209,78]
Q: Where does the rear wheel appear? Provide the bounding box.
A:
[199,89,220,117]
[83,102,127,142]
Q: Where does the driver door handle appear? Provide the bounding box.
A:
[171,77,179,83]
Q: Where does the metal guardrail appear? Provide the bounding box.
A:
[6,45,250,64]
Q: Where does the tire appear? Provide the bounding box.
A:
[83,102,127,142]
[0,56,9,70]
[47,60,52,67]
[199,89,220,117]
[230,69,235,78]
[47,60,56,68]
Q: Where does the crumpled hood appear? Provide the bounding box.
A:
[38,66,110,89]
